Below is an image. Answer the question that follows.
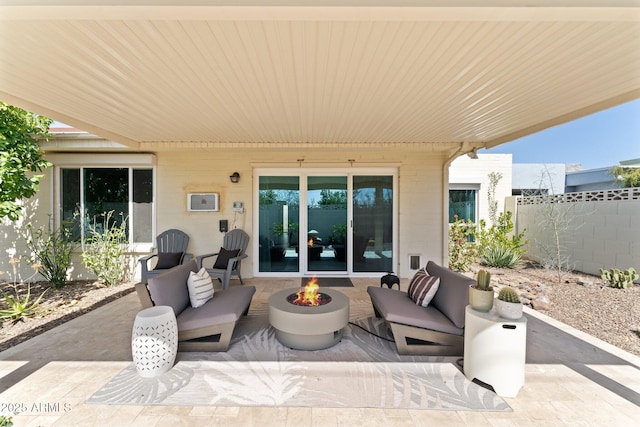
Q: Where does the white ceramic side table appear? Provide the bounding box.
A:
[463,305,527,397]
[132,306,178,378]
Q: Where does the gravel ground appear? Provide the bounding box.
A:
[0,279,134,352]
[1,265,639,356]
[472,263,640,357]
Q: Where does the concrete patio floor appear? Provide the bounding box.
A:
[0,278,639,426]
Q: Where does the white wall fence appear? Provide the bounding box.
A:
[509,187,640,278]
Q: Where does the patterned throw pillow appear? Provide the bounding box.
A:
[407,268,440,308]
[187,267,215,308]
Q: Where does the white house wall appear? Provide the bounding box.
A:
[1,148,448,282]
[449,153,513,224]
[156,149,446,280]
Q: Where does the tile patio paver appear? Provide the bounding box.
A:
[0,277,639,426]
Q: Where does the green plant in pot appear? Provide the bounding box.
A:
[495,287,523,320]
[469,269,494,312]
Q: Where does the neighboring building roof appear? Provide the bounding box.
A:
[512,163,567,195]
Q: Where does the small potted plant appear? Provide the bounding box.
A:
[495,287,523,319]
[469,269,494,312]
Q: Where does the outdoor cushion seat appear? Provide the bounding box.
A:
[135,259,255,352]
[367,260,474,356]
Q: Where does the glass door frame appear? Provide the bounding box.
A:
[253,167,398,278]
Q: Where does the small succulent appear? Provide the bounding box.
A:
[600,267,638,289]
[497,287,521,303]
[475,269,492,291]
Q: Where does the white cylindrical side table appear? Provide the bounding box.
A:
[463,305,527,398]
[132,306,178,378]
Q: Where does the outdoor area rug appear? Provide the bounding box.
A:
[87,297,510,411]
[301,277,354,287]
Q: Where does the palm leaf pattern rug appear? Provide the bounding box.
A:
[87,295,511,411]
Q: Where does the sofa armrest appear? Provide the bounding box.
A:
[135,282,154,309]
[196,252,220,269]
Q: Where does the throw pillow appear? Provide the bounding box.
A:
[155,251,184,269]
[187,267,215,308]
[407,268,440,308]
[212,247,241,269]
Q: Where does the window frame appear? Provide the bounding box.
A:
[49,154,156,251]
[448,185,479,224]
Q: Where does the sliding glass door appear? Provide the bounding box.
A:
[352,175,393,273]
[257,170,395,276]
[307,176,348,273]
[258,176,300,273]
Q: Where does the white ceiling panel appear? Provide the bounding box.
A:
[0,1,639,151]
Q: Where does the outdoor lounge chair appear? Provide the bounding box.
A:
[367,261,474,356]
[196,229,249,290]
[138,229,193,282]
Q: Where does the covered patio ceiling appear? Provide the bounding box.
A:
[1,1,639,152]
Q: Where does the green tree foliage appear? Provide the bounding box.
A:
[0,102,52,220]
[611,166,640,188]
[318,189,347,206]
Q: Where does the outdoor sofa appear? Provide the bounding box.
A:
[367,260,474,356]
[135,259,255,352]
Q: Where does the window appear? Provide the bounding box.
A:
[449,189,476,223]
[60,167,154,244]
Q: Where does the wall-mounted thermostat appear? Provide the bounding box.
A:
[233,201,244,212]
[187,193,219,211]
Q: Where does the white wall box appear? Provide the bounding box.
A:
[187,193,220,212]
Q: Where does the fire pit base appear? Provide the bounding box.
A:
[268,288,349,351]
[274,329,344,351]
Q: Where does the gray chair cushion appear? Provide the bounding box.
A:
[212,247,241,269]
[177,286,256,332]
[367,286,463,336]
[426,260,474,329]
[155,251,184,269]
[147,259,198,315]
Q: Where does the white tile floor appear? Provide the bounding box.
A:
[1,278,639,426]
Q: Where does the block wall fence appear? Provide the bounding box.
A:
[507,188,640,279]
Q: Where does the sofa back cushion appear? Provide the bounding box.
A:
[147,259,198,315]
[427,260,474,329]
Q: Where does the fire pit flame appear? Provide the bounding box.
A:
[288,277,332,306]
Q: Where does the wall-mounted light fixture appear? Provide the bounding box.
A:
[229,172,240,183]
[467,148,479,159]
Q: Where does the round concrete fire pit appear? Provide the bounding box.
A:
[268,288,349,350]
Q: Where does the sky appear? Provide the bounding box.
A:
[483,98,640,170]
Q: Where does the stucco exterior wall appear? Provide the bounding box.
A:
[512,191,640,278]
[1,148,450,282]
[449,153,513,223]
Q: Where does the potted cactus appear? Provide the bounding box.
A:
[495,287,523,319]
[469,269,494,312]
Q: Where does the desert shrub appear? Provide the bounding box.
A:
[0,258,47,323]
[81,211,130,287]
[476,211,526,268]
[448,215,478,271]
[0,283,48,322]
[481,243,522,269]
[26,218,75,288]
